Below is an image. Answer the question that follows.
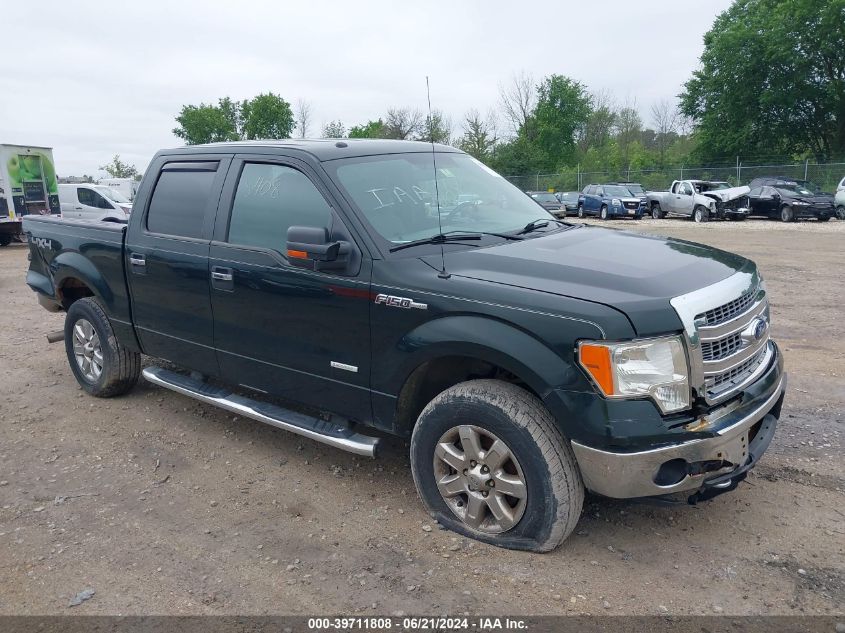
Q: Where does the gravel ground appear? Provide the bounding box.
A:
[0,218,843,616]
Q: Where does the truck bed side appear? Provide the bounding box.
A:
[23,215,139,351]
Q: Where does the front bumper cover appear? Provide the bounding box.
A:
[571,364,786,499]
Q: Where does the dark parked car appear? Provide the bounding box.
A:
[554,191,580,215]
[23,140,785,552]
[745,177,835,222]
[526,191,567,217]
[578,184,645,219]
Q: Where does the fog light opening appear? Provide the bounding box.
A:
[654,458,689,486]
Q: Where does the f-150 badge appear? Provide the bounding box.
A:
[375,293,428,310]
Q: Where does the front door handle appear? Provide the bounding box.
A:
[129,254,145,267]
[211,266,234,291]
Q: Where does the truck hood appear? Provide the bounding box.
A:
[438,226,751,336]
[702,185,750,202]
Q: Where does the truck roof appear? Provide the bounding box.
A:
[164,139,461,162]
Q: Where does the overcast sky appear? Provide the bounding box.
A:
[1,0,733,178]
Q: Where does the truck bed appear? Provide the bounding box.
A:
[22,215,137,347]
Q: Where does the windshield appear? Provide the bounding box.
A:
[531,193,558,203]
[329,153,554,244]
[623,184,644,195]
[562,192,579,202]
[777,183,816,196]
[95,186,131,204]
[603,185,633,197]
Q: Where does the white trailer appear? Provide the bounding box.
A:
[97,177,140,201]
[0,144,61,246]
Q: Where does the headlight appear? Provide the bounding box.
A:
[611,198,621,206]
[793,200,809,206]
[578,336,690,414]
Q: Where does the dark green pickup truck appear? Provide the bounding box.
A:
[23,140,786,551]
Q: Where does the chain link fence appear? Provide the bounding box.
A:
[506,161,845,193]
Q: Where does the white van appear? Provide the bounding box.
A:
[98,177,139,201]
[58,183,132,222]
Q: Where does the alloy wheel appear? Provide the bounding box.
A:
[72,318,103,382]
[433,425,527,534]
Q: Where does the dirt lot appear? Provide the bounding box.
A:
[0,218,843,616]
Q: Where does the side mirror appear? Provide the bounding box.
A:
[286,226,349,271]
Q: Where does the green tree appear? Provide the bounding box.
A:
[241,92,295,140]
[458,109,497,161]
[348,119,384,138]
[383,108,423,139]
[418,109,451,144]
[99,155,139,179]
[681,0,845,161]
[322,120,346,138]
[533,75,591,168]
[173,99,241,144]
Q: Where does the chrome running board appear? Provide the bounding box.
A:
[142,366,380,458]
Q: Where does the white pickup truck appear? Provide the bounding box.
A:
[647,180,750,222]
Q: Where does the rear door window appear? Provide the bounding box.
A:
[146,162,219,238]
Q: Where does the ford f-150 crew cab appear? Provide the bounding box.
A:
[23,140,786,552]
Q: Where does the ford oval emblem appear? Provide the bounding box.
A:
[752,318,768,340]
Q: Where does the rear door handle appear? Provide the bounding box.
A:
[211,266,234,290]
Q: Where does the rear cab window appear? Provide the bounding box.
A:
[146,162,219,238]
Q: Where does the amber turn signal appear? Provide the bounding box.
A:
[578,343,614,395]
[287,249,308,259]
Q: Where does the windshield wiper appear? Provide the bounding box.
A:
[517,218,571,235]
[389,230,523,253]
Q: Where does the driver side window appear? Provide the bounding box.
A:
[227,163,332,255]
[679,183,693,196]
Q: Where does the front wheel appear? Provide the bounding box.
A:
[651,203,665,219]
[836,205,845,220]
[65,297,141,397]
[577,204,585,219]
[693,206,708,223]
[410,380,584,552]
[600,205,609,220]
[781,205,795,222]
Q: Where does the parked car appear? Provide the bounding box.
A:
[836,175,845,193]
[526,191,567,217]
[23,139,785,552]
[835,188,845,219]
[554,191,580,215]
[745,177,835,222]
[577,184,645,219]
[647,180,749,222]
[58,183,133,222]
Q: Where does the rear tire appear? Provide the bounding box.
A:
[693,206,708,223]
[64,297,141,397]
[781,205,795,222]
[577,204,584,219]
[410,380,584,552]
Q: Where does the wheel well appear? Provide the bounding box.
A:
[395,355,540,433]
[58,278,95,309]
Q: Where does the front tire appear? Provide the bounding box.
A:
[577,204,585,219]
[693,206,708,223]
[65,297,141,397]
[781,205,795,222]
[410,380,584,552]
[836,205,845,220]
[600,205,609,220]
[651,203,665,219]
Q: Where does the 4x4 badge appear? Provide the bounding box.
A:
[374,293,427,310]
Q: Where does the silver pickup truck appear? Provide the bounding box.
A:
[648,180,750,222]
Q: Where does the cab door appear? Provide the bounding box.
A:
[672,182,695,215]
[208,155,372,423]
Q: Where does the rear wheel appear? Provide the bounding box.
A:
[781,205,795,222]
[65,297,141,397]
[600,205,609,220]
[577,204,585,219]
[410,380,584,552]
[693,206,708,223]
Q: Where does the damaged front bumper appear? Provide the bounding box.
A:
[571,354,786,500]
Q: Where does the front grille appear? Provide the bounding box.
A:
[705,345,768,395]
[697,286,757,326]
[701,332,742,361]
[624,201,639,210]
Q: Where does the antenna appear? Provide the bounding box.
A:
[426,76,450,280]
